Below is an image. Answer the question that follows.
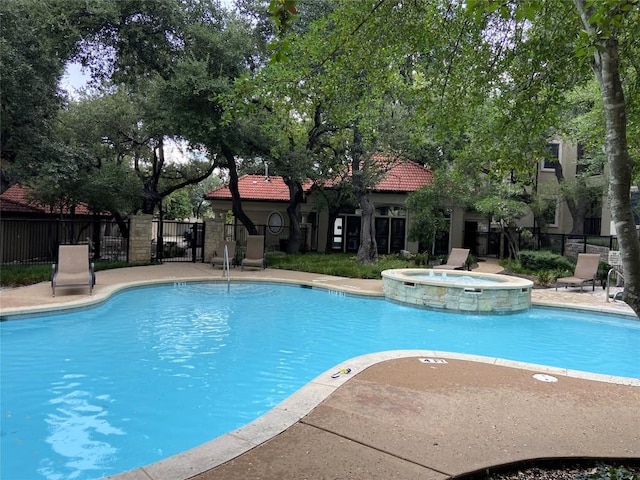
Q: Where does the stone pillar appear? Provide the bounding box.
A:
[204,218,225,264]
[128,214,153,263]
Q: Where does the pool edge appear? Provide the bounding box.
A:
[104,350,640,480]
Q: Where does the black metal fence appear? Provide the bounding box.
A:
[0,218,129,265]
[228,223,312,253]
[151,219,205,262]
[1,217,621,266]
[472,231,619,258]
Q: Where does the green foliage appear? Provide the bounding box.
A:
[163,190,193,220]
[535,269,555,287]
[28,95,146,216]
[407,169,475,249]
[475,184,529,225]
[518,250,575,272]
[0,260,150,288]
[0,264,53,288]
[0,0,70,187]
[0,0,190,189]
[580,463,640,480]
[267,0,298,62]
[412,252,428,266]
[266,252,413,279]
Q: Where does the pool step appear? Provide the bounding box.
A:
[608,291,624,301]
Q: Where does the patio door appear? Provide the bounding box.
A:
[390,218,406,253]
[345,216,361,253]
[375,218,389,253]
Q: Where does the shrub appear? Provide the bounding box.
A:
[412,252,428,266]
[535,270,554,287]
[518,250,575,272]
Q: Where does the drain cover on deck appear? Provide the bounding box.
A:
[532,373,558,382]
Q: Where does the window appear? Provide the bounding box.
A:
[576,143,588,176]
[267,212,283,234]
[542,198,559,227]
[375,206,407,217]
[542,143,560,171]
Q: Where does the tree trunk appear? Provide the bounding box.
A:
[325,205,341,252]
[552,163,588,235]
[112,211,130,239]
[596,44,640,315]
[351,128,377,264]
[283,176,303,254]
[222,145,258,235]
[357,192,378,264]
[574,0,640,316]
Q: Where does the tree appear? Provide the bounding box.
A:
[189,176,223,218]
[263,0,426,262]
[407,169,473,253]
[8,0,259,236]
[163,190,193,220]
[475,185,530,259]
[570,0,640,314]
[0,0,78,191]
[1,0,187,192]
[284,0,640,314]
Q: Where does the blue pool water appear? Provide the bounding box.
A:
[1,282,639,480]
[408,273,504,285]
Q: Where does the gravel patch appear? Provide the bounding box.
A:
[460,461,640,480]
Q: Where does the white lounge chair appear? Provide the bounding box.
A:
[241,235,265,270]
[212,240,237,269]
[433,248,470,270]
[555,253,600,292]
[51,244,95,296]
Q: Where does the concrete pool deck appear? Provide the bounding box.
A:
[0,260,638,480]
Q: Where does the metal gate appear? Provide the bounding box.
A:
[152,220,205,262]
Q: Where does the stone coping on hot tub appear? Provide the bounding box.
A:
[381,268,534,313]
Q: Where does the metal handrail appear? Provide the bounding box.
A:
[222,244,230,284]
[606,267,624,302]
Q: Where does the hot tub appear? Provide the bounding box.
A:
[381,268,533,313]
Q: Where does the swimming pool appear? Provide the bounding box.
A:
[382,268,533,313]
[1,282,639,480]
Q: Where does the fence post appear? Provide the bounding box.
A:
[128,214,154,263]
[203,218,223,264]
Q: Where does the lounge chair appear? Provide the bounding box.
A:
[433,248,470,270]
[555,253,600,292]
[241,235,265,270]
[212,240,236,269]
[51,244,95,296]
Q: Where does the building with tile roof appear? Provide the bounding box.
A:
[0,185,125,264]
[205,157,434,254]
[0,184,94,217]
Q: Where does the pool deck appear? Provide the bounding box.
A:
[1,260,638,480]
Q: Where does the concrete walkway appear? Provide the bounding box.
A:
[0,259,634,317]
[1,261,638,480]
[190,356,640,480]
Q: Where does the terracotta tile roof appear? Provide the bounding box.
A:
[0,196,43,213]
[0,184,93,215]
[373,158,433,192]
[206,175,315,201]
[206,157,432,201]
